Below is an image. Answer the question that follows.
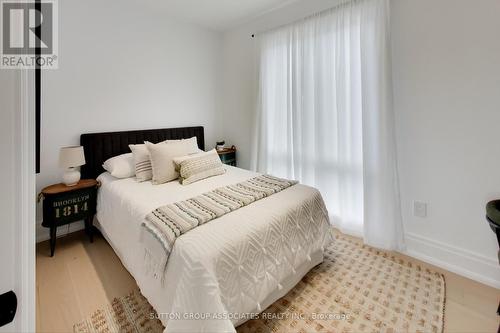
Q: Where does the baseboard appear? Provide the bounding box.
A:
[36,220,85,243]
[403,232,500,289]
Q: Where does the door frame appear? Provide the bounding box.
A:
[17,69,36,332]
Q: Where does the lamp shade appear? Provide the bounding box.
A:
[59,146,86,168]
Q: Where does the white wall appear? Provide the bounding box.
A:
[36,0,223,241]
[220,0,500,287]
[392,0,500,287]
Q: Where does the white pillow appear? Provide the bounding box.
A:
[146,141,193,185]
[177,149,226,185]
[172,136,200,154]
[129,143,153,182]
[102,153,135,178]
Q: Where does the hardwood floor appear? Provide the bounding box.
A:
[36,231,500,333]
[36,231,137,332]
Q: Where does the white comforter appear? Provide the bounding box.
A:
[97,166,331,332]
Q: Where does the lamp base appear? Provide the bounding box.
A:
[63,168,81,186]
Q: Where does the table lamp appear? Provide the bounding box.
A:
[59,146,86,186]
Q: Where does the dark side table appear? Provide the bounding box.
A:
[217,146,236,166]
[39,179,99,256]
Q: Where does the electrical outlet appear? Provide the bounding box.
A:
[413,201,427,218]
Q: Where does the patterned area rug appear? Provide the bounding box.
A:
[74,233,445,333]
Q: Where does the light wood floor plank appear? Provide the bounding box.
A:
[36,230,500,332]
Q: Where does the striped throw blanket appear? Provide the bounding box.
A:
[142,175,298,264]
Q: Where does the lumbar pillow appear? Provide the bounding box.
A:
[146,141,193,185]
[102,153,135,178]
[173,151,205,169]
[129,143,154,182]
[177,149,226,185]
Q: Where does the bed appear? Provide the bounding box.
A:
[81,127,332,333]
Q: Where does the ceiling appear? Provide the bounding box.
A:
[140,0,297,31]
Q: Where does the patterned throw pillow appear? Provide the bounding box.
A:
[178,149,225,185]
[129,143,153,182]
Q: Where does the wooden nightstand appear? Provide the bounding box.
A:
[39,179,99,256]
[217,146,236,166]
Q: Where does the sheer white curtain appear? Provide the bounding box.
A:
[252,0,404,250]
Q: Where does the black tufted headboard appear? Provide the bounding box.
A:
[80,126,205,179]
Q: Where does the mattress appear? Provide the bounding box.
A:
[96,166,332,332]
